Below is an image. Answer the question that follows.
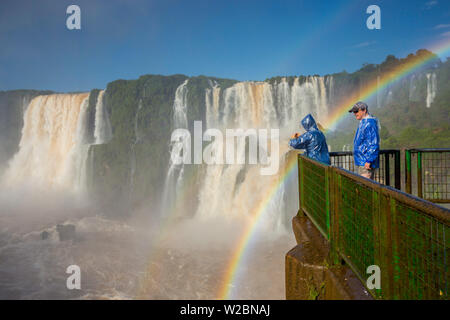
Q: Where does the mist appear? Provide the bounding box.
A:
[0,181,294,299]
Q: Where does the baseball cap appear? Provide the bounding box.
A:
[348,101,368,113]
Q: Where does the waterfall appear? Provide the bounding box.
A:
[2,94,90,193]
[205,81,221,129]
[409,74,419,102]
[326,76,334,108]
[129,100,143,198]
[161,79,190,216]
[192,77,332,231]
[94,90,112,144]
[426,72,437,108]
[2,91,113,195]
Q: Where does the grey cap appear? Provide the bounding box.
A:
[349,101,368,113]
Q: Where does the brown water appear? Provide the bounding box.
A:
[0,203,295,300]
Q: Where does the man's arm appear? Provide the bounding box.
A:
[289,132,310,150]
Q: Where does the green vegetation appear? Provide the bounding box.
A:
[326,50,449,151]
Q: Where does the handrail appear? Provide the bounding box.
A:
[405,148,450,203]
[330,149,401,190]
[297,154,450,299]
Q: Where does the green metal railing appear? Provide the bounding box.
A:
[405,149,450,203]
[330,150,401,190]
[297,154,450,299]
[298,155,331,239]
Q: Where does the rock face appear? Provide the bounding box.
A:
[41,231,50,240]
[286,215,372,300]
[56,224,76,241]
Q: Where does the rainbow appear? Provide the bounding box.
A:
[217,151,299,299]
[217,39,450,300]
[322,39,450,131]
[137,39,450,299]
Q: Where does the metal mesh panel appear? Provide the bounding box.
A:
[330,151,400,188]
[301,157,329,238]
[374,155,385,185]
[422,152,450,202]
[393,202,449,299]
[330,153,355,172]
[296,154,449,299]
[337,174,376,283]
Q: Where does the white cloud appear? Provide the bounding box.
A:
[352,41,376,48]
[434,24,450,29]
[425,0,438,9]
[440,31,450,37]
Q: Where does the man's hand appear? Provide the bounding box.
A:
[291,133,300,139]
[364,162,371,169]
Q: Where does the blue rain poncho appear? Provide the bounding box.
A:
[353,115,380,168]
[289,114,331,165]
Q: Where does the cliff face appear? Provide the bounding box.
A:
[87,75,187,213]
[87,74,238,214]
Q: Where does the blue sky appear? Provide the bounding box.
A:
[1,0,449,92]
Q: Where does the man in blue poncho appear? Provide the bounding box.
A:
[348,101,380,180]
[289,114,331,165]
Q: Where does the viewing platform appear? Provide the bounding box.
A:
[286,148,449,300]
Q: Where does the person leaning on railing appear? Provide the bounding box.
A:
[289,114,331,165]
[348,101,380,180]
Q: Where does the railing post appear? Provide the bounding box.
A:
[417,152,423,199]
[388,194,400,299]
[325,165,331,238]
[384,153,390,187]
[378,189,394,299]
[405,149,412,194]
[329,167,340,265]
[394,150,401,190]
[297,154,302,215]
[297,155,306,217]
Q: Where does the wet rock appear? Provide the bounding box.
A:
[56,224,76,241]
[41,231,50,240]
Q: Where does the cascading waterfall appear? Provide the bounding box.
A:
[194,76,333,231]
[161,79,190,216]
[94,90,112,145]
[2,91,112,195]
[409,74,419,102]
[205,81,221,129]
[326,76,334,108]
[426,72,437,108]
[3,94,90,192]
[129,99,143,199]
